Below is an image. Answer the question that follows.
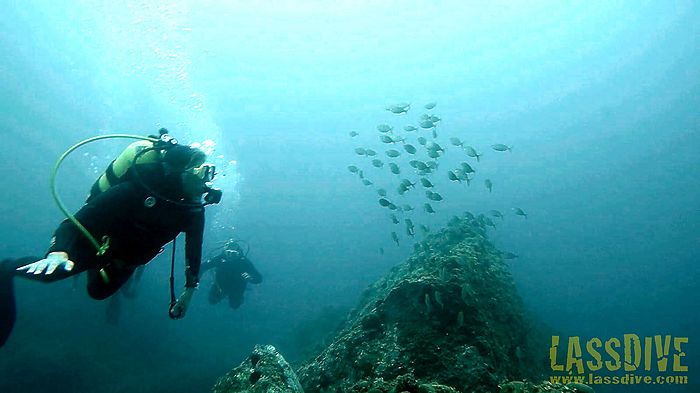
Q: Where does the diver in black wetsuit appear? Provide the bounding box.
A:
[201,240,262,309]
[0,133,222,347]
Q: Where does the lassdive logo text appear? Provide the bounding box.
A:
[549,334,689,386]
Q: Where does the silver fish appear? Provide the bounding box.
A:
[512,207,528,219]
[354,147,366,155]
[391,231,400,246]
[371,159,384,168]
[427,150,441,159]
[420,178,433,188]
[402,204,414,211]
[405,219,415,237]
[365,149,377,156]
[464,146,481,162]
[386,149,401,158]
[347,165,359,173]
[403,125,418,132]
[489,210,503,219]
[349,131,359,137]
[424,203,436,213]
[380,135,395,144]
[450,137,463,147]
[378,198,392,207]
[377,124,393,133]
[377,189,387,197]
[447,170,460,182]
[491,143,512,152]
[484,179,492,192]
[390,214,399,224]
[417,137,427,146]
[419,120,434,129]
[424,102,436,110]
[403,144,417,154]
[386,103,410,114]
[460,162,475,173]
[389,162,400,175]
[426,191,443,201]
[362,179,373,186]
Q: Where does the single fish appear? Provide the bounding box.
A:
[386,103,410,114]
[358,170,364,179]
[378,198,392,207]
[417,137,427,146]
[432,129,438,139]
[388,203,398,211]
[491,143,512,152]
[403,125,418,132]
[403,144,417,154]
[427,149,441,159]
[424,203,436,213]
[365,149,377,156]
[484,217,496,229]
[414,161,429,171]
[484,179,492,192]
[389,162,401,175]
[390,214,400,224]
[460,162,475,173]
[391,231,400,246]
[386,149,401,158]
[426,191,443,201]
[419,224,430,234]
[429,115,441,123]
[354,147,366,155]
[426,161,438,170]
[371,159,384,168]
[402,204,414,211]
[380,135,395,144]
[377,124,393,133]
[405,219,415,237]
[400,179,415,188]
[513,207,528,219]
[349,131,359,137]
[447,170,461,182]
[424,102,437,110]
[419,178,433,188]
[464,146,482,162]
[489,209,504,220]
[425,141,444,152]
[397,184,408,195]
[377,188,387,197]
[419,120,434,129]
[362,179,373,186]
[347,165,359,173]
[450,137,463,147]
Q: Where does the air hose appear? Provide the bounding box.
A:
[50,134,159,255]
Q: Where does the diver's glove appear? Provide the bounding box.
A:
[16,252,75,275]
[169,287,196,320]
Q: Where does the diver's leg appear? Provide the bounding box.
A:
[208,283,224,305]
[86,263,135,301]
[0,257,39,348]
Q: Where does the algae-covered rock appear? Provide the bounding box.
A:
[499,380,595,393]
[213,344,303,393]
[297,214,543,392]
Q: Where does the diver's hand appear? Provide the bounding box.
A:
[169,287,196,319]
[16,252,74,275]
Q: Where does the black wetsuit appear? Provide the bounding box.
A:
[0,163,204,346]
[201,250,262,309]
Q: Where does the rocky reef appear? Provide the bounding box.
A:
[212,344,303,393]
[296,213,544,392]
[213,213,594,393]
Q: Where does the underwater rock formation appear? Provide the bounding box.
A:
[296,213,546,393]
[212,344,303,393]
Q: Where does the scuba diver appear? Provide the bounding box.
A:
[0,130,222,347]
[201,239,262,310]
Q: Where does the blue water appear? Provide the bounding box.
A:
[0,1,698,392]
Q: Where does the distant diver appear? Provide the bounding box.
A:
[201,239,262,310]
[0,129,223,347]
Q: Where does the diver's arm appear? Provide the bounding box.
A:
[200,253,223,275]
[241,258,263,284]
[183,209,205,288]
